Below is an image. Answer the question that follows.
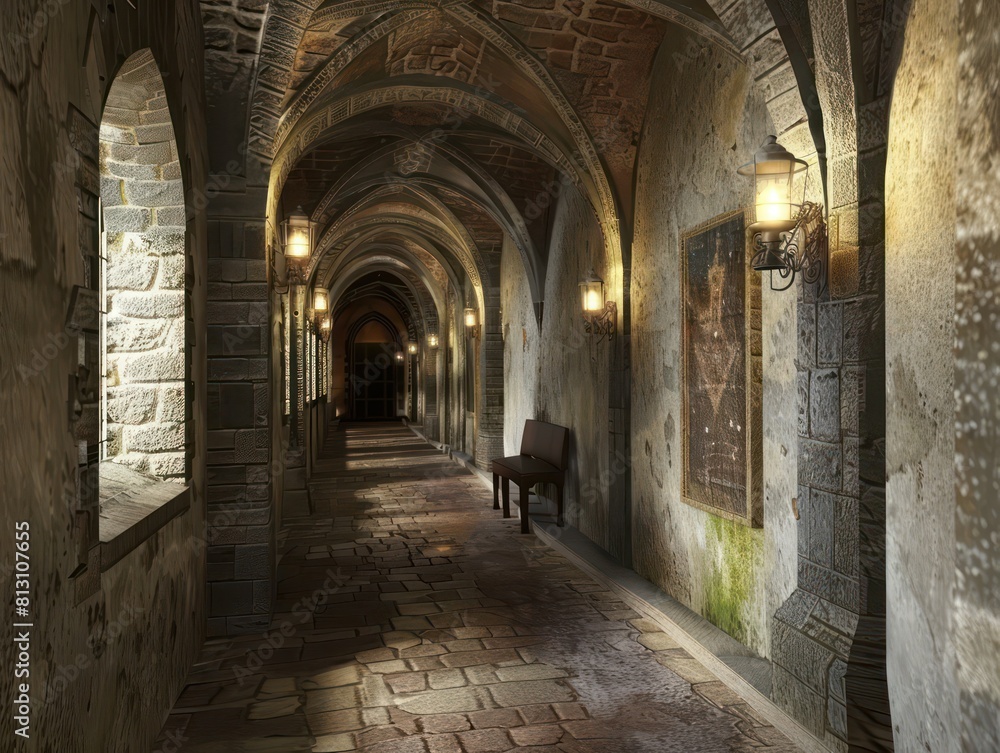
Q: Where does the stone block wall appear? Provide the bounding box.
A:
[886,1,960,749]
[955,4,1000,748]
[424,338,442,440]
[503,183,613,551]
[476,284,505,470]
[0,1,210,751]
[204,215,273,637]
[766,0,898,748]
[100,51,187,479]
[629,22,795,660]
[502,235,540,459]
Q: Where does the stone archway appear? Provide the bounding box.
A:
[99,49,188,483]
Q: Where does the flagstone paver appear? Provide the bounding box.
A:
[153,422,798,752]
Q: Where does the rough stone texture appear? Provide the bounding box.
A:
[502,184,613,553]
[154,423,795,752]
[954,0,1000,750]
[767,0,897,748]
[202,179,274,638]
[99,50,189,480]
[194,0,280,627]
[501,236,538,459]
[885,0,961,749]
[0,1,209,752]
[629,24,795,661]
[3,2,996,751]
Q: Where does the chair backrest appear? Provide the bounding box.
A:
[520,419,569,470]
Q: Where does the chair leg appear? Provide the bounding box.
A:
[502,477,511,518]
[519,482,531,534]
[493,472,499,510]
[556,483,565,527]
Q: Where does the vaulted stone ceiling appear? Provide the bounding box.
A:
[202,0,756,314]
[335,269,435,338]
[201,0,811,317]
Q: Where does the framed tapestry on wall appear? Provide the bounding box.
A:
[681,209,763,527]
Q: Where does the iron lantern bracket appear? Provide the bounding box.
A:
[750,201,829,294]
[584,301,617,344]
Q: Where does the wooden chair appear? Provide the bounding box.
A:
[491,419,569,534]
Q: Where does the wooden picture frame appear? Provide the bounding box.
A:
[681,209,763,527]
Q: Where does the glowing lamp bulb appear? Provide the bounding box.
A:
[580,270,605,315]
[282,206,314,259]
[313,289,328,311]
[585,289,602,312]
[756,181,792,224]
[286,230,310,257]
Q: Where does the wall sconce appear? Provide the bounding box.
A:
[738,136,827,292]
[318,314,332,343]
[464,307,480,339]
[282,206,315,259]
[395,350,405,363]
[313,287,328,313]
[407,342,418,356]
[310,286,329,333]
[281,206,316,283]
[579,269,617,342]
[428,333,439,348]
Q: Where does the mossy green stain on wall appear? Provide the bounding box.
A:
[702,515,763,647]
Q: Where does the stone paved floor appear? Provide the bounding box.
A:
[153,422,798,753]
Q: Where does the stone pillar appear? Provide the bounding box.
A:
[204,212,273,636]
[770,1,892,750]
[955,1,1000,748]
[424,334,441,440]
[476,285,504,469]
[607,252,631,566]
[885,0,960,748]
[290,284,308,447]
[67,104,103,602]
[197,0,275,639]
[287,283,309,499]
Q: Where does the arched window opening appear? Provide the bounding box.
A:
[97,50,189,531]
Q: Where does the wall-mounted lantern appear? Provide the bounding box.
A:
[310,286,329,333]
[464,307,480,339]
[281,206,316,284]
[738,136,828,291]
[282,205,315,259]
[395,350,405,363]
[407,342,418,356]
[283,206,317,449]
[313,287,328,313]
[579,269,617,342]
[318,314,332,343]
[428,333,439,348]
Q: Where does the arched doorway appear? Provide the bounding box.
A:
[347,317,403,421]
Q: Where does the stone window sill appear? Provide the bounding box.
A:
[98,462,190,571]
